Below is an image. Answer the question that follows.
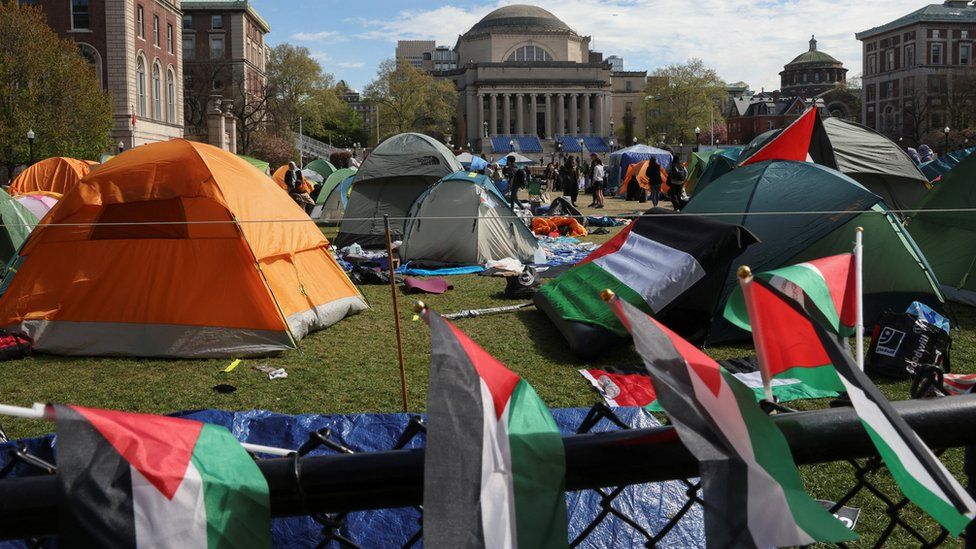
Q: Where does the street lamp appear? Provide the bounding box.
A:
[118,141,124,154]
[694,126,701,152]
[466,142,471,151]
[609,118,615,137]
[632,137,638,145]
[26,129,35,165]
[509,139,515,152]
[578,138,585,154]
[944,126,951,154]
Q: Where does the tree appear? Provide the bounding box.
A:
[902,87,930,146]
[0,1,112,178]
[248,130,295,169]
[363,59,458,141]
[643,59,726,146]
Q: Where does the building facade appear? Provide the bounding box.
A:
[398,5,647,147]
[181,0,269,151]
[856,1,976,140]
[26,0,185,148]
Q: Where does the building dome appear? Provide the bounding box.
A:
[468,5,573,34]
[786,36,842,66]
[780,35,848,98]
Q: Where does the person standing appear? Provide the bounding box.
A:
[561,156,580,205]
[667,154,687,211]
[591,156,606,209]
[285,161,314,214]
[645,157,662,206]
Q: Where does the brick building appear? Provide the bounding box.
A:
[24,0,185,148]
[856,1,976,142]
[181,0,269,151]
[726,94,820,144]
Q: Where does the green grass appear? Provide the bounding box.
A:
[0,223,972,546]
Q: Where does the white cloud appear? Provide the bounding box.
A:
[336,61,366,69]
[355,0,923,91]
[291,30,345,43]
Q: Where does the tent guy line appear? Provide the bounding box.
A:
[0,403,294,456]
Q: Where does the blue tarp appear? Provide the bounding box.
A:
[0,407,704,548]
[609,145,674,187]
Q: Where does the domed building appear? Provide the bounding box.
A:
[780,36,848,97]
[399,5,648,150]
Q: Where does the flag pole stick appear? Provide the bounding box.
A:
[855,227,865,371]
[737,266,775,403]
[0,403,294,456]
[384,214,410,413]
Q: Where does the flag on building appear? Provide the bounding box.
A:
[422,309,568,548]
[55,404,271,548]
[738,107,836,167]
[752,280,976,535]
[609,297,856,547]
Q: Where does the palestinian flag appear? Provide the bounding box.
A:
[535,209,756,355]
[756,282,976,535]
[725,253,856,391]
[609,298,855,547]
[580,367,837,410]
[738,107,836,167]
[423,310,568,548]
[55,405,271,548]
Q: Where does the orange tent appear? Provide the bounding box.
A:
[273,165,313,193]
[0,139,367,358]
[618,160,671,197]
[9,157,93,196]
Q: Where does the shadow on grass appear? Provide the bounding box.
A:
[513,308,641,367]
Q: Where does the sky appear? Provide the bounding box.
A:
[250,0,926,92]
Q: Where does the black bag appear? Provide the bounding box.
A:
[0,331,31,361]
[867,312,951,379]
[505,267,540,299]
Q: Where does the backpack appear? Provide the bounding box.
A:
[867,311,951,380]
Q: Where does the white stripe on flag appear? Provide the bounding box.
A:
[132,461,208,548]
[592,231,705,312]
[732,370,805,390]
[686,366,815,547]
[479,379,516,549]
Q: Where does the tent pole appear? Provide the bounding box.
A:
[855,227,864,371]
[384,214,410,413]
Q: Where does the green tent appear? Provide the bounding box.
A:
[683,160,943,343]
[311,167,357,224]
[689,148,742,196]
[0,189,38,265]
[920,146,975,183]
[305,159,337,179]
[237,155,270,174]
[908,153,976,304]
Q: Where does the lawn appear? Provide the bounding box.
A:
[0,195,971,547]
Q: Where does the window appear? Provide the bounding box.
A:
[71,0,89,29]
[182,14,192,29]
[210,35,224,59]
[211,76,223,91]
[964,31,970,39]
[962,43,972,65]
[153,15,159,47]
[166,69,176,123]
[932,43,944,64]
[78,43,101,86]
[905,44,915,67]
[886,49,895,70]
[151,62,161,120]
[137,5,144,38]
[167,24,173,53]
[506,45,553,62]
[932,29,941,39]
[183,36,194,59]
[211,15,223,30]
[815,72,821,82]
[136,56,146,117]
[867,54,877,75]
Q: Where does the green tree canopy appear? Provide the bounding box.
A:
[643,58,726,145]
[0,1,112,176]
[363,59,458,142]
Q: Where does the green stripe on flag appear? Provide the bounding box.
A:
[644,371,839,412]
[721,370,858,543]
[863,421,971,536]
[192,424,272,549]
[778,364,846,393]
[765,264,847,333]
[507,380,568,548]
[539,262,652,336]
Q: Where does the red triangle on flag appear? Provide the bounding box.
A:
[805,254,857,329]
[446,322,521,421]
[750,281,832,378]
[740,108,818,166]
[69,405,203,500]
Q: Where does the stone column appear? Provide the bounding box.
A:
[544,94,553,139]
[516,94,525,135]
[502,94,511,135]
[489,93,498,137]
[556,93,566,136]
[594,92,605,136]
[478,94,486,139]
[529,94,538,137]
[581,94,591,135]
[222,99,237,153]
[207,95,226,150]
[569,93,579,136]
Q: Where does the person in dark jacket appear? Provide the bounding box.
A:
[645,158,662,205]
[561,156,580,205]
[667,154,688,210]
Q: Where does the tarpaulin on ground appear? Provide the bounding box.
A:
[0,407,704,548]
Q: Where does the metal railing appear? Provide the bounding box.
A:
[1,395,976,547]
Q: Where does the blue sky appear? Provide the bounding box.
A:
[250,0,923,92]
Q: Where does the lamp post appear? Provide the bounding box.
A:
[509,139,515,153]
[26,129,35,165]
[632,137,638,145]
[609,118,615,138]
[609,138,615,152]
[694,126,701,153]
[466,142,471,151]
[118,141,124,154]
[944,126,951,154]
[578,138,584,154]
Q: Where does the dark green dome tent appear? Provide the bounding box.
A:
[908,153,976,304]
[683,160,943,343]
[335,133,463,248]
[305,159,337,180]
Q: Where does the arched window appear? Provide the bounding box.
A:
[77,43,102,87]
[136,55,147,117]
[166,68,176,124]
[507,45,553,62]
[151,61,161,120]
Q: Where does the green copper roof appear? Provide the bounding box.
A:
[857,3,976,40]
[787,49,841,65]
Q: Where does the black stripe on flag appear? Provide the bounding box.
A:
[619,300,753,547]
[756,281,970,514]
[55,404,138,549]
[635,208,759,263]
[423,312,487,547]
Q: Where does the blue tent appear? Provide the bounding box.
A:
[920,146,976,182]
[608,145,673,188]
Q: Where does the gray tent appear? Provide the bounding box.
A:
[335,133,462,248]
[399,171,542,266]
